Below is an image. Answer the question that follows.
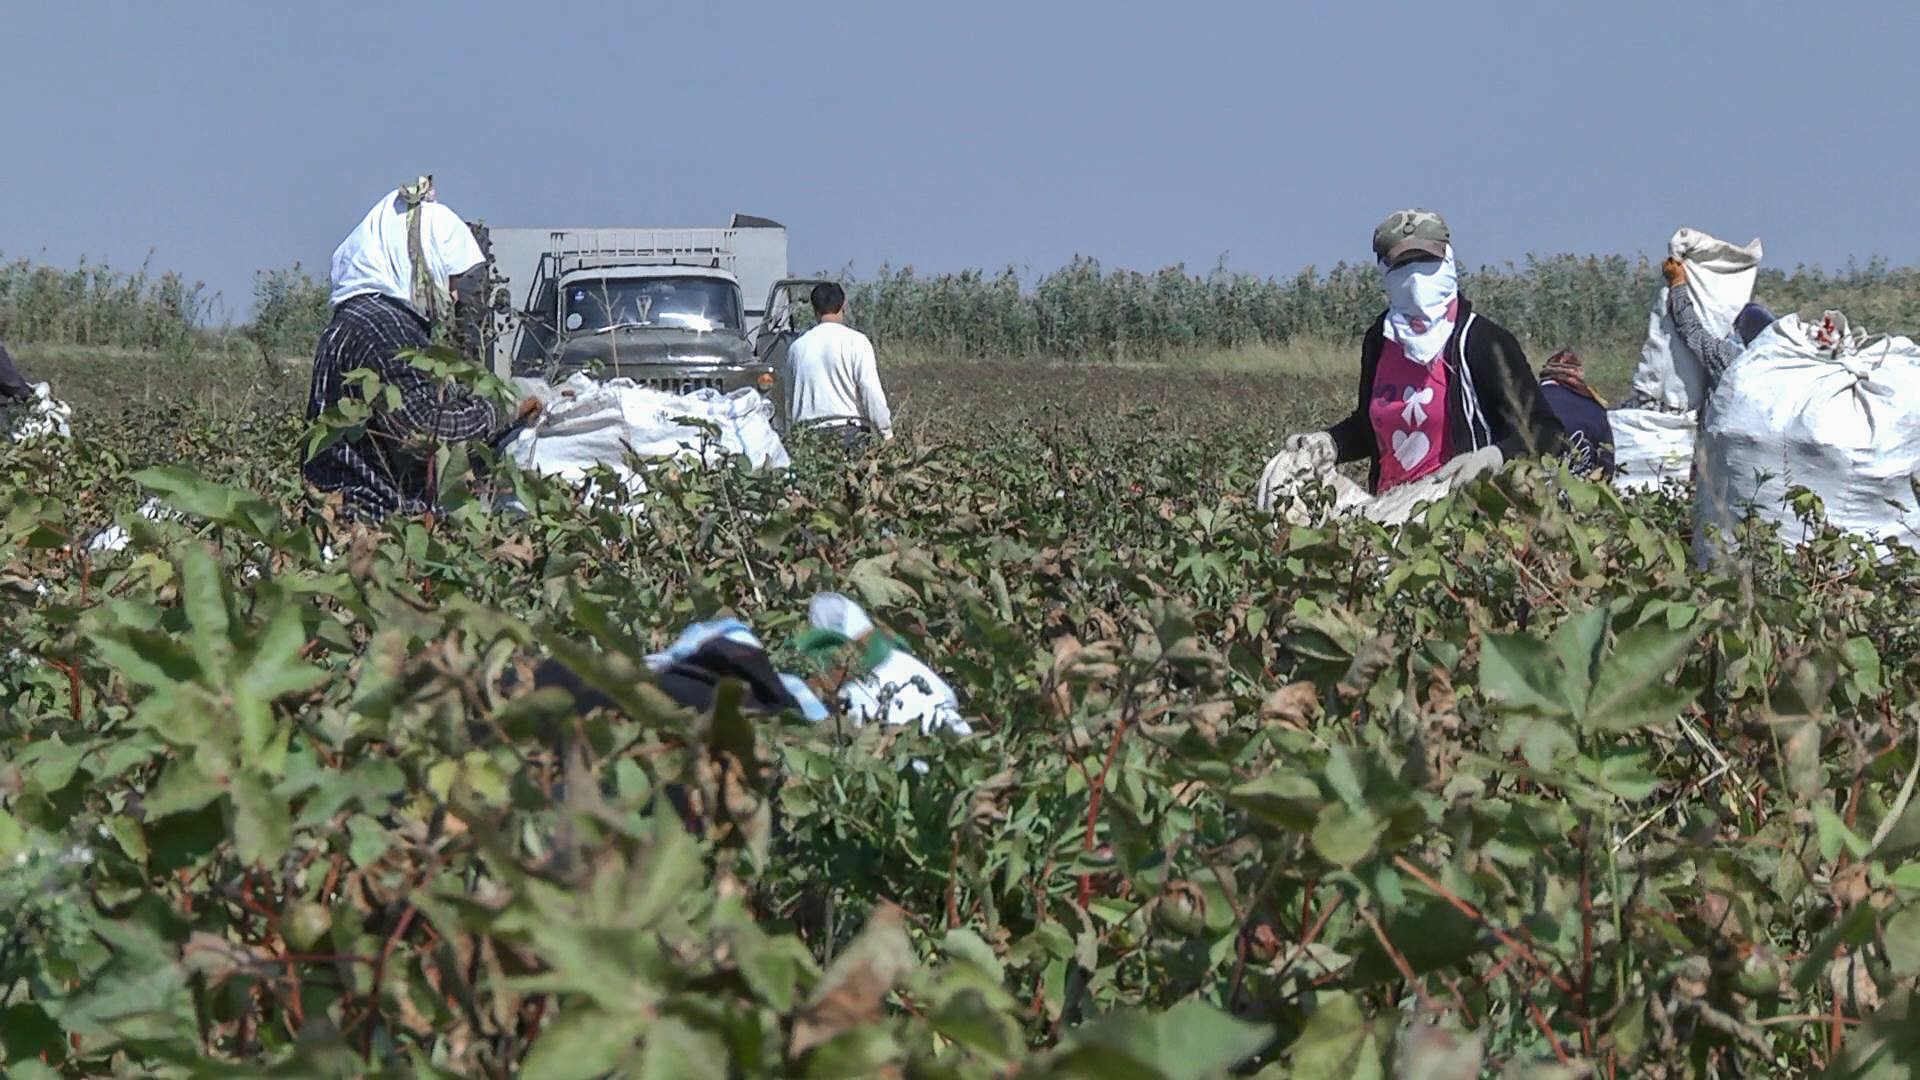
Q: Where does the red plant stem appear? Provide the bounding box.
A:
[1393,855,1577,996]
[1829,960,1844,1062]
[47,659,83,726]
[1579,823,1596,1057]
[944,834,961,930]
[1078,711,1132,909]
[1362,907,1435,1011]
[1271,893,1348,985]
[1527,995,1573,1066]
[356,903,419,1059]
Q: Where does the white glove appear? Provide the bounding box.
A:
[1283,431,1336,466]
[1432,445,1505,488]
[1258,432,1348,518]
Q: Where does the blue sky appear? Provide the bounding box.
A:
[1,2,1914,318]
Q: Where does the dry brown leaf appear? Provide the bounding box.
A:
[789,903,913,1057]
[1831,863,1871,908]
[1262,681,1322,728]
[1826,949,1881,1016]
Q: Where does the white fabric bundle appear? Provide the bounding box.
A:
[1696,313,1920,556]
[808,592,971,737]
[8,383,71,443]
[1609,408,1697,492]
[1633,227,1763,411]
[1254,448,1453,527]
[502,374,788,502]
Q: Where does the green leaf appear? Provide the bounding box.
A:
[928,987,1022,1064]
[229,772,291,865]
[1285,990,1385,1080]
[1311,802,1385,868]
[941,927,1004,983]
[1583,621,1700,733]
[1228,771,1324,833]
[1050,1000,1271,1080]
[1478,632,1568,717]
[521,1008,646,1080]
[19,737,88,792]
[143,758,224,818]
[802,1027,900,1080]
[1885,906,1920,978]
[176,544,233,667]
[636,1014,726,1080]
[133,465,282,539]
[87,626,200,689]
[1815,803,1872,862]
[1549,606,1607,716]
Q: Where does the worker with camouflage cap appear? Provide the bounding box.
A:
[1272,209,1566,498]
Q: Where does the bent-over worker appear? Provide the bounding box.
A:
[1282,209,1565,494]
[304,178,533,519]
[784,282,893,448]
[1536,349,1614,476]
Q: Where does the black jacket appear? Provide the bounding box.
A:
[0,340,31,400]
[1539,382,1614,476]
[1325,300,1566,492]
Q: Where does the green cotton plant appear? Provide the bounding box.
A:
[1,375,1920,1075]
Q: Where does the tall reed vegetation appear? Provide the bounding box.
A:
[10,251,1920,364]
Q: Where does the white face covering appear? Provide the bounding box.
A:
[1381,246,1459,364]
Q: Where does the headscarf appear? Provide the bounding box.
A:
[1733,302,1776,346]
[1539,349,1607,406]
[1381,246,1459,364]
[398,176,446,322]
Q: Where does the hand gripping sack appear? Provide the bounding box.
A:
[1695,313,1920,555]
[1608,408,1696,492]
[1633,228,1763,411]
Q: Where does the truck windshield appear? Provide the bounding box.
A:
[562,278,743,334]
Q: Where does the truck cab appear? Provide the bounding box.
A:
[541,265,768,396]
[483,216,793,412]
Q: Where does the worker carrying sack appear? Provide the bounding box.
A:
[1695,311,1920,556]
[1634,228,1763,412]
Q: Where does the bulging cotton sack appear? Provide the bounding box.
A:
[1608,408,1696,492]
[1634,228,1763,411]
[502,374,789,503]
[1695,313,1920,556]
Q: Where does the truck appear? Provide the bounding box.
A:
[478,214,827,423]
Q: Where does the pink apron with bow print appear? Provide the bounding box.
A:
[1369,336,1449,492]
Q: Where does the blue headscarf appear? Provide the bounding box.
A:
[1734,303,1776,346]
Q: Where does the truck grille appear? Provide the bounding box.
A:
[635,376,726,395]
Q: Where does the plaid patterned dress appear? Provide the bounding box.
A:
[303,294,502,519]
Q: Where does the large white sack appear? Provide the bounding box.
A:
[1609,408,1696,492]
[503,374,789,495]
[1633,228,1763,411]
[1696,313,1920,555]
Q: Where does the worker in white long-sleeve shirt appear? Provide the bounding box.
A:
[785,282,893,448]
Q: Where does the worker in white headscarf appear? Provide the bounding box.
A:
[1279,209,1565,495]
[305,178,534,519]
